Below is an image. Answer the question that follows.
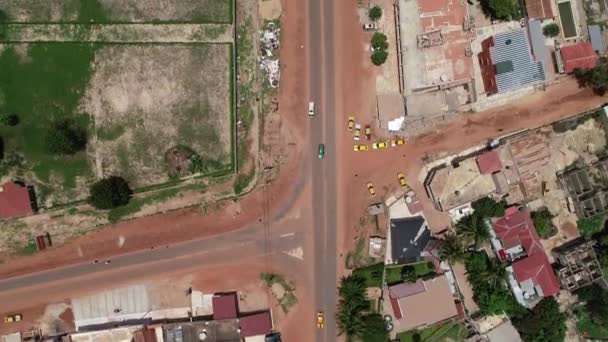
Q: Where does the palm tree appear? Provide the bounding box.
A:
[336,276,368,340]
[456,214,490,247]
[482,260,508,288]
[439,233,466,265]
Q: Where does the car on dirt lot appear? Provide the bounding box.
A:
[372,141,387,150]
[398,173,407,189]
[396,137,406,146]
[353,144,368,152]
[4,314,22,323]
[365,125,371,140]
[354,124,361,141]
[363,23,376,31]
[309,102,315,117]
[348,116,355,131]
[390,139,397,147]
[367,182,376,196]
[317,312,324,329]
[318,144,325,160]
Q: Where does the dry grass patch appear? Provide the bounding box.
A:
[84,44,232,188]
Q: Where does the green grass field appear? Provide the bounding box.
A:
[0,43,95,201]
[385,261,435,285]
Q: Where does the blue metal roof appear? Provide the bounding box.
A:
[589,25,603,51]
[490,29,546,94]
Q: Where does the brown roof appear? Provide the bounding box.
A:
[0,181,32,218]
[526,0,554,19]
[388,275,458,331]
[477,150,502,174]
[389,280,426,299]
[212,293,238,320]
[239,311,272,337]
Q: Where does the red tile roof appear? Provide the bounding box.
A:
[477,150,502,174]
[561,42,598,74]
[212,293,238,320]
[525,0,554,19]
[0,182,32,218]
[512,251,561,296]
[493,207,560,297]
[239,311,272,337]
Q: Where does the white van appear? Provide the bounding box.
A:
[308,102,315,117]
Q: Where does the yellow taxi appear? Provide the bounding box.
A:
[396,137,406,146]
[354,144,369,152]
[4,314,22,323]
[398,173,407,189]
[347,116,355,131]
[317,312,324,329]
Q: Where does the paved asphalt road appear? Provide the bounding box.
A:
[0,222,304,311]
[309,0,338,341]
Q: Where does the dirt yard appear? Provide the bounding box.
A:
[0,0,232,23]
[85,44,232,187]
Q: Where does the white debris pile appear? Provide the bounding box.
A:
[259,22,281,88]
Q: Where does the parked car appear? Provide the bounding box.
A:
[318,144,325,160]
[363,23,376,31]
[309,101,315,117]
[353,144,368,152]
[365,125,371,140]
[348,116,355,131]
[396,137,406,146]
[317,312,324,329]
[367,182,376,197]
[354,124,361,141]
[372,141,387,149]
[4,314,22,323]
[398,173,407,189]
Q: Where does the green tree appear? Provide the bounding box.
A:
[513,297,566,342]
[543,23,560,37]
[531,208,557,239]
[401,265,417,283]
[576,284,608,325]
[45,118,87,155]
[481,0,516,20]
[336,276,368,340]
[472,197,505,218]
[439,233,466,265]
[482,260,508,288]
[371,32,388,50]
[361,313,388,342]
[371,50,388,66]
[575,62,608,95]
[456,214,490,247]
[2,114,18,126]
[89,176,132,209]
[368,6,383,21]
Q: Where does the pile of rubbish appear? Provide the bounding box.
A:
[259,22,280,88]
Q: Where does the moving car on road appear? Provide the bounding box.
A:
[309,102,315,117]
[317,312,324,329]
[353,144,368,152]
[348,116,355,131]
[398,173,407,189]
[4,314,22,323]
[354,124,361,141]
[367,182,376,197]
[365,125,371,140]
[318,144,325,160]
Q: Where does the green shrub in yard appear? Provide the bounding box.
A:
[401,265,417,283]
[531,208,557,239]
[89,176,132,209]
[2,114,18,126]
[472,197,505,218]
[368,6,382,21]
[578,214,606,238]
[371,32,389,50]
[543,23,560,37]
[371,50,388,66]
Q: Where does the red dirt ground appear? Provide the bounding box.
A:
[338,78,608,257]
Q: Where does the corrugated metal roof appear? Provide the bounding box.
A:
[490,29,546,93]
[528,19,547,63]
[589,25,603,51]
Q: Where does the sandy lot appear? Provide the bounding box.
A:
[0,0,232,23]
[85,44,232,186]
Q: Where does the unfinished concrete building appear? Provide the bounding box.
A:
[553,239,604,291]
[560,159,608,219]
